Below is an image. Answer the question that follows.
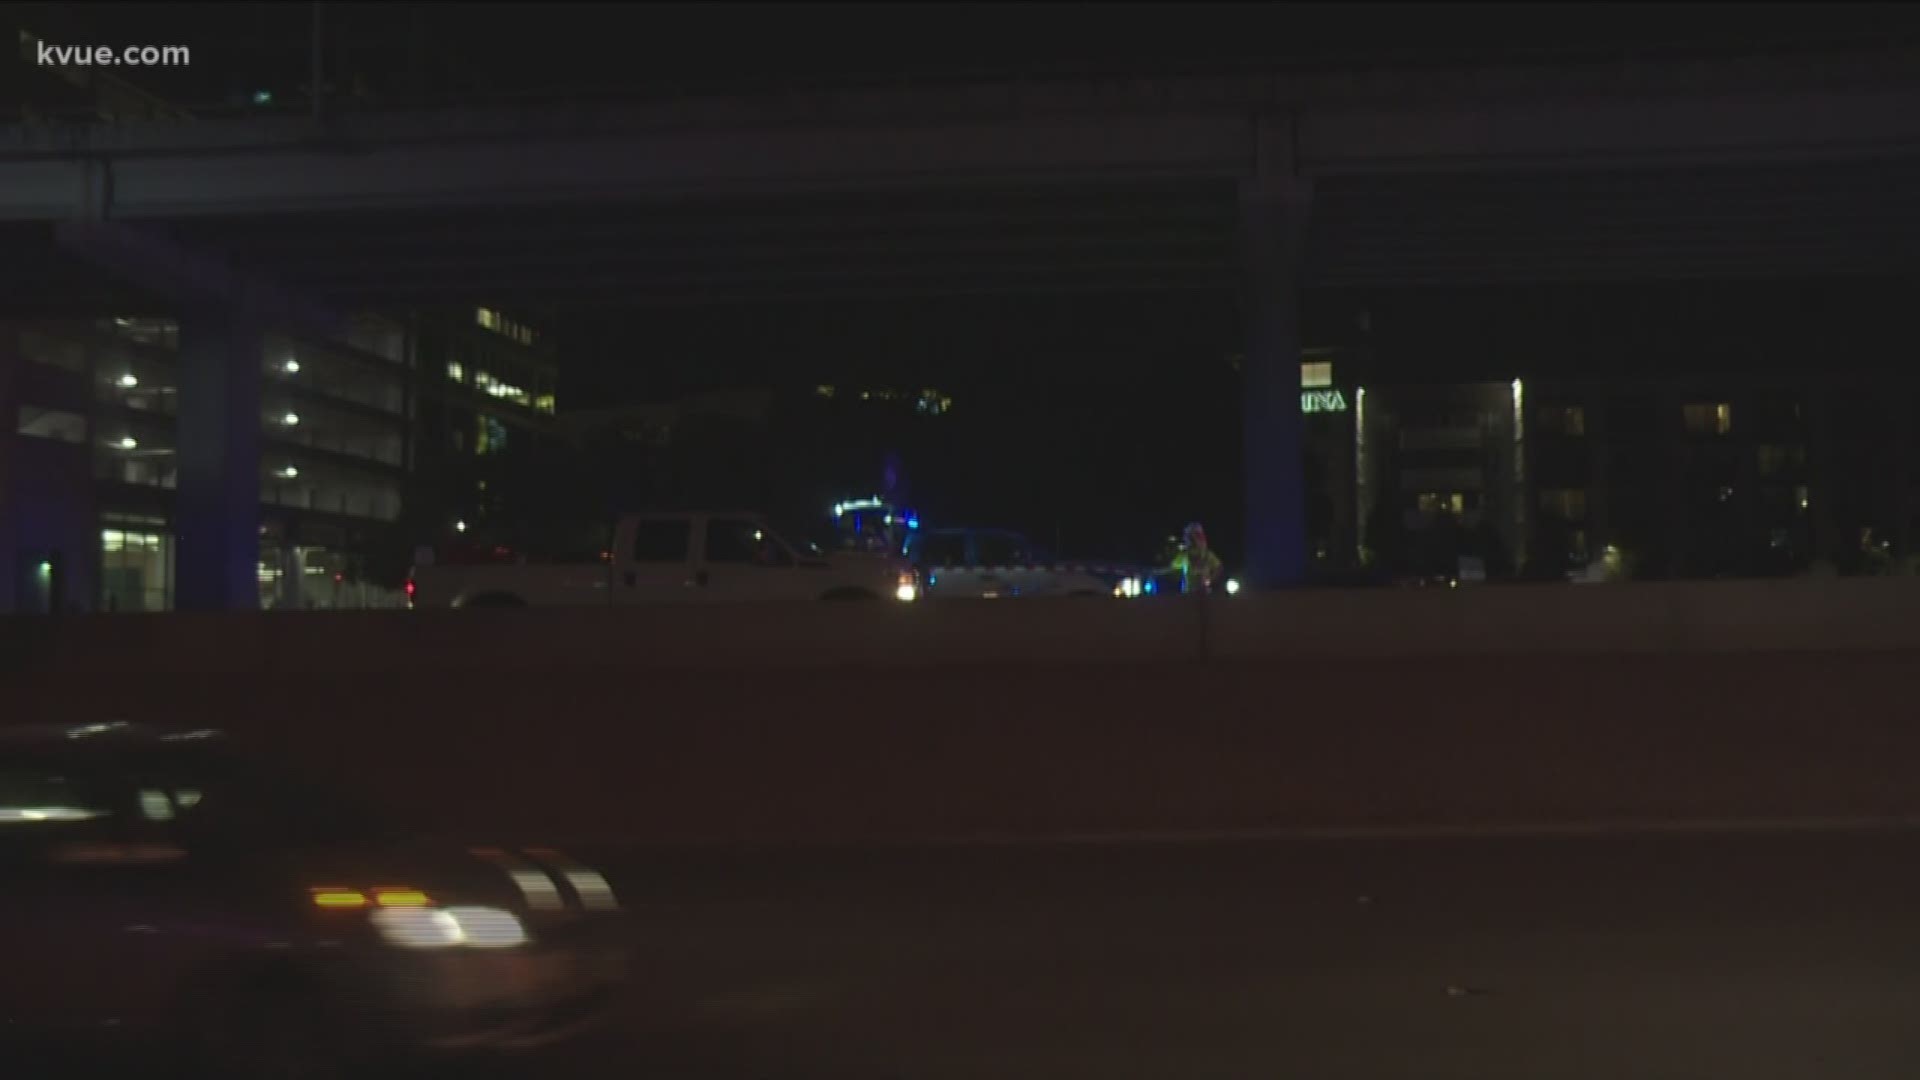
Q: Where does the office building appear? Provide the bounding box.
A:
[1325,370,1920,582]
[4,313,415,612]
[1522,374,1918,580]
[405,307,564,547]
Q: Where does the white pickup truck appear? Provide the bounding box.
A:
[408,511,919,609]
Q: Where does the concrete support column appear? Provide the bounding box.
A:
[1238,118,1311,589]
[175,309,262,611]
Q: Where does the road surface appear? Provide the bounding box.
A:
[521,828,1920,1079]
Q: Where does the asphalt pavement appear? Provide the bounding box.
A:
[526,828,1920,1080]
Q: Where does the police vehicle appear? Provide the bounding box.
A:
[907,527,1147,600]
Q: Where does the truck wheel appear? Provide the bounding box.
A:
[819,588,880,602]
[461,592,527,608]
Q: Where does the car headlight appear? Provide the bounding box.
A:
[895,570,919,602]
[372,905,528,949]
[1111,576,1143,598]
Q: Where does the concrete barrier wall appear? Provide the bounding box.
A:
[8,577,1920,678]
[4,580,1919,844]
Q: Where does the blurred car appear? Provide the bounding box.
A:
[0,723,627,1075]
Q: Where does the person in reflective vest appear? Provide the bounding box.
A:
[1170,521,1223,595]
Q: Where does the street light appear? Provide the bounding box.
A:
[278,465,300,480]
[283,359,301,374]
[117,373,138,388]
[282,412,301,426]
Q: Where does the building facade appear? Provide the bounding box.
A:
[1352,379,1526,579]
[1522,375,1918,580]
[4,312,429,613]
[1321,371,1920,582]
[404,307,563,550]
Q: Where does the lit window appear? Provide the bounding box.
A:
[815,385,836,399]
[1300,361,1334,389]
[1683,402,1733,435]
[100,527,171,611]
[446,361,465,383]
[475,415,508,455]
[476,308,499,331]
[533,393,556,415]
[16,405,87,444]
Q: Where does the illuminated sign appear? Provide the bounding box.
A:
[1301,389,1349,414]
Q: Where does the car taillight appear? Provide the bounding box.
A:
[311,886,433,909]
[404,578,417,608]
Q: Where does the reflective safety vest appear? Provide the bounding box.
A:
[1171,546,1222,593]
